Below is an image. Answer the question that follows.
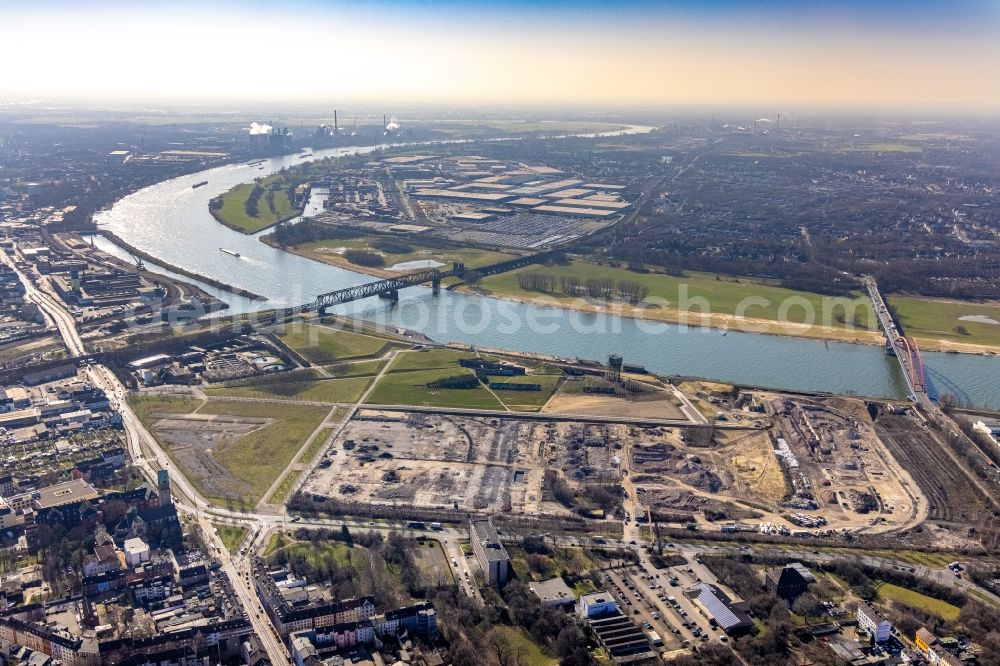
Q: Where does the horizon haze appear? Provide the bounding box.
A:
[2,0,1000,110]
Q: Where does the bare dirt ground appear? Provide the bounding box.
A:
[151,411,270,500]
[722,431,790,504]
[301,411,622,517]
[623,395,923,534]
[543,392,687,419]
[876,412,990,525]
[763,396,923,533]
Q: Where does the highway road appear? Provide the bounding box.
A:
[0,249,86,356]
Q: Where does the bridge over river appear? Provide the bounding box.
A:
[298,250,555,313]
[864,276,931,407]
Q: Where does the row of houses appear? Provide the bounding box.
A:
[0,604,254,666]
[288,602,437,665]
[915,627,964,666]
[253,559,437,647]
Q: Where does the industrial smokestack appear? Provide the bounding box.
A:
[334,110,338,136]
[383,114,387,129]
[776,113,780,131]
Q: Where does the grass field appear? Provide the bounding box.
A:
[844,143,922,153]
[492,627,557,666]
[129,395,202,420]
[475,260,876,337]
[875,582,961,621]
[387,348,474,372]
[365,367,505,409]
[214,524,249,553]
[327,358,386,377]
[132,396,329,505]
[270,470,302,505]
[488,373,563,411]
[278,324,390,364]
[301,426,337,464]
[889,295,1000,351]
[297,237,514,274]
[204,376,373,403]
[196,400,328,503]
[430,120,624,139]
[210,176,300,234]
[367,349,565,410]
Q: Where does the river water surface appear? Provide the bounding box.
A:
[92,132,1000,407]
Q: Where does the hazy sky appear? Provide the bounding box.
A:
[2,0,999,110]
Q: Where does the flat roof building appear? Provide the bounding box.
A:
[531,205,617,218]
[856,602,893,643]
[685,583,753,636]
[469,518,509,587]
[578,592,620,619]
[586,613,655,664]
[412,188,512,203]
[529,577,575,608]
[34,479,99,510]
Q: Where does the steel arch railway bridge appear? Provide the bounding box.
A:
[291,250,556,314]
[892,335,926,393]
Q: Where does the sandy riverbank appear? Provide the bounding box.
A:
[263,237,999,355]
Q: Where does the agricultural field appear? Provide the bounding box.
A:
[131,395,329,505]
[843,143,922,153]
[277,324,392,364]
[875,582,961,621]
[888,294,1000,351]
[210,175,301,233]
[473,260,878,343]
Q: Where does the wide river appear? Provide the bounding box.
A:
[93,132,1000,408]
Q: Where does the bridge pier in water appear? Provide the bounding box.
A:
[432,278,441,295]
[885,337,896,356]
[379,289,399,303]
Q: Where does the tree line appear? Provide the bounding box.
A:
[517,272,650,304]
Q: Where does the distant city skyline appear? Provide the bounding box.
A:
[2,0,999,109]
